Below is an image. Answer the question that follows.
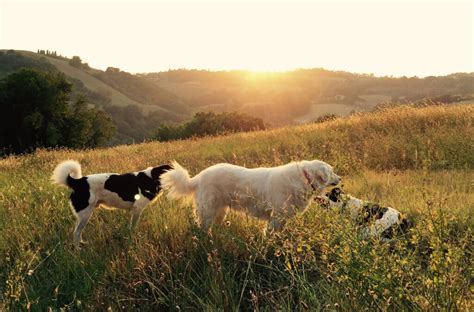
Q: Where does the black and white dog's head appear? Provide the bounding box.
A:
[326,187,344,203]
[315,187,413,242]
[314,187,346,210]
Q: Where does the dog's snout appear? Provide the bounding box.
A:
[330,175,341,186]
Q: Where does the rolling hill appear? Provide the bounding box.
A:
[1,49,473,144]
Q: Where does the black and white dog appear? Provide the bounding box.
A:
[316,187,412,242]
[51,160,171,247]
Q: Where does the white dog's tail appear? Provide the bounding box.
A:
[160,161,196,200]
[51,160,82,187]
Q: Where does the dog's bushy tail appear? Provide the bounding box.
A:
[160,161,195,200]
[51,160,82,187]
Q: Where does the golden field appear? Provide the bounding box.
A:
[0,104,473,310]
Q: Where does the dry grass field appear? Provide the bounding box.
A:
[0,104,473,310]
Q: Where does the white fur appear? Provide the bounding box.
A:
[161,161,194,200]
[51,160,82,185]
[161,160,340,231]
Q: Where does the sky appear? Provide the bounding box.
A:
[0,0,473,77]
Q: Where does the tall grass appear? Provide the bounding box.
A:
[0,104,472,310]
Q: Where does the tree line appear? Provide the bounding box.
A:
[154,111,264,141]
[0,69,115,155]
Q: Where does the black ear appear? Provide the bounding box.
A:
[327,188,340,202]
[151,164,172,180]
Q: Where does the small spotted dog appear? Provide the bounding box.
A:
[316,187,412,242]
[51,160,172,247]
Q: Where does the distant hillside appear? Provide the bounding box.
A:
[1,49,473,143]
[144,69,474,125]
[0,50,188,144]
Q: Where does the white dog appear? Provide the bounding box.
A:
[316,187,412,241]
[51,160,171,247]
[160,160,341,232]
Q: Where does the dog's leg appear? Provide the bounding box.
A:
[195,190,224,232]
[129,209,143,230]
[199,206,215,232]
[213,206,228,225]
[73,206,94,248]
[197,204,226,232]
[129,199,149,230]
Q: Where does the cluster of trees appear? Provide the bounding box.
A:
[154,111,264,141]
[0,50,54,77]
[69,56,91,70]
[0,69,115,155]
[37,50,59,57]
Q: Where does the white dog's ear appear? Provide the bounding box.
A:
[302,168,312,183]
[302,163,327,186]
[313,169,329,186]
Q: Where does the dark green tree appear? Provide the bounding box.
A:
[0,69,115,154]
[154,111,264,142]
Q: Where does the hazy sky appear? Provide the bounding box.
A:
[1,0,472,76]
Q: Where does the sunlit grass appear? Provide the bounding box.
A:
[0,104,472,310]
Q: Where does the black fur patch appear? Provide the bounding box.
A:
[67,175,90,213]
[326,187,343,202]
[104,173,141,202]
[104,165,172,202]
[151,164,172,181]
[359,203,389,225]
[136,172,158,200]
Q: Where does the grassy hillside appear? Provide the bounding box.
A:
[1,104,473,310]
[17,51,172,114]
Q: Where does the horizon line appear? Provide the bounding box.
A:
[4,49,474,79]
